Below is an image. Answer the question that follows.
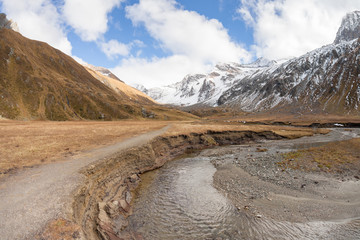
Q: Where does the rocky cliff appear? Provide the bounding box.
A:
[334,11,360,44]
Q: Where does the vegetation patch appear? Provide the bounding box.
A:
[278,138,360,173]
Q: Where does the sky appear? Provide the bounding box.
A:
[1,0,360,88]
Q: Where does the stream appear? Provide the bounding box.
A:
[124,129,360,239]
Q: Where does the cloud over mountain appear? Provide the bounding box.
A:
[238,0,360,59]
[113,0,251,88]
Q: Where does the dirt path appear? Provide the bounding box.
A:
[0,125,170,240]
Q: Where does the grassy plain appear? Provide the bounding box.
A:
[0,120,168,174]
[0,120,330,177]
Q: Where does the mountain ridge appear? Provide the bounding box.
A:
[84,65,156,105]
[334,11,360,44]
[219,38,360,115]
[141,59,278,106]
[136,10,360,116]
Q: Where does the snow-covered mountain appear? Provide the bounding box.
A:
[137,11,360,115]
[334,11,360,44]
[218,11,360,115]
[143,58,278,106]
[219,39,360,114]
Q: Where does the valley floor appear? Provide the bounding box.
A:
[0,120,169,178]
[0,119,326,179]
[0,125,170,240]
[0,119,357,239]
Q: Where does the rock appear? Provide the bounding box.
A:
[105,201,120,218]
[141,108,155,118]
[334,11,360,44]
[130,174,138,183]
[0,14,19,32]
[125,191,132,204]
[119,199,130,212]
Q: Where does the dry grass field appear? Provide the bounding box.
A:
[164,122,329,138]
[0,120,168,175]
[279,137,360,174]
[0,120,329,177]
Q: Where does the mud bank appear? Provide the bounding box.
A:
[71,130,283,239]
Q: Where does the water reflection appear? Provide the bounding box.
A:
[125,154,360,240]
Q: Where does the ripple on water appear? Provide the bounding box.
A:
[125,155,360,240]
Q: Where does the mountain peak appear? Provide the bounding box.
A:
[334,11,360,44]
[0,13,19,32]
[245,57,276,68]
[84,63,123,82]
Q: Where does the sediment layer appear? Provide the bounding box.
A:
[72,130,284,240]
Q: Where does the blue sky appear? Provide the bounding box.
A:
[68,0,254,68]
[1,0,360,87]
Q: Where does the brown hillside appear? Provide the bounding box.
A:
[0,28,138,120]
[84,66,156,105]
[0,28,195,121]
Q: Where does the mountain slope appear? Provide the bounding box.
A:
[218,13,360,115]
[84,65,156,105]
[143,59,277,106]
[0,28,146,120]
[0,21,194,121]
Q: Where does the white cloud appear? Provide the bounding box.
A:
[62,0,123,41]
[238,0,360,60]
[115,0,251,87]
[112,55,212,88]
[0,0,72,55]
[126,0,251,63]
[99,39,145,59]
[100,39,130,59]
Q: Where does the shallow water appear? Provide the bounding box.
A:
[125,129,360,239]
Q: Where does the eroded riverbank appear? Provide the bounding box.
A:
[72,130,284,239]
[124,128,360,239]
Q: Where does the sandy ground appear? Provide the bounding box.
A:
[210,128,360,223]
[0,126,170,240]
